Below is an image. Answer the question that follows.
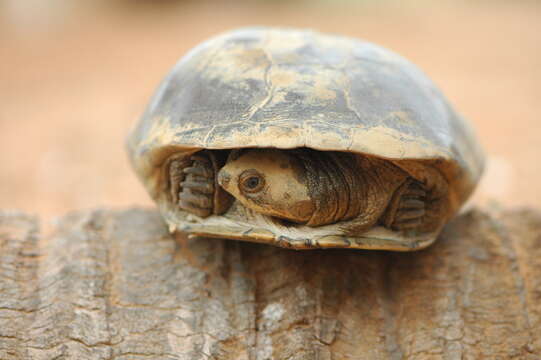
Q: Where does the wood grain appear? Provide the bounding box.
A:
[1,207,539,359]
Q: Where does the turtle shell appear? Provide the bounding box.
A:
[127,27,484,250]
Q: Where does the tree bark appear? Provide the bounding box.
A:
[0,207,540,359]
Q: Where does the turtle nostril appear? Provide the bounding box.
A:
[217,170,231,189]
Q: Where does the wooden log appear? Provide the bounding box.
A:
[0,207,540,359]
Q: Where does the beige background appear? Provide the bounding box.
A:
[1,0,540,221]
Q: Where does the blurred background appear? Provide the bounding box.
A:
[1,0,540,222]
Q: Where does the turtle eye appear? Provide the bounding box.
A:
[239,170,265,194]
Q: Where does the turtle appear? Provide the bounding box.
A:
[127,27,484,251]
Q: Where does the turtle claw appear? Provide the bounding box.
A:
[179,198,212,217]
[183,165,213,178]
[179,190,213,209]
[180,180,214,194]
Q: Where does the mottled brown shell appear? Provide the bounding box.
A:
[127,27,484,250]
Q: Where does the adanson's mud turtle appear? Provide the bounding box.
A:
[127,27,484,251]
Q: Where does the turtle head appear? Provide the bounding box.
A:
[217,149,315,224]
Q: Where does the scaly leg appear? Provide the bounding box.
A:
[178,154,216,218]
[382,179,427,231]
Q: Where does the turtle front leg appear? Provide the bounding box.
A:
[178,153,216,218]
[382,179,427,231]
